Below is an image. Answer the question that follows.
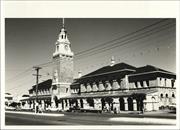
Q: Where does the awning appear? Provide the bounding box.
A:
[62,88,158,99]
[20,95,51,101]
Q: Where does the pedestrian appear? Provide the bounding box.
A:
[113,107,117,114]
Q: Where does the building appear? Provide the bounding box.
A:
[63,62,176,112]
[5,93,13,106]
[21,79,52,110]
[22,19,176,113]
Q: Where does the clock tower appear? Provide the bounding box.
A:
[51,19,74,106]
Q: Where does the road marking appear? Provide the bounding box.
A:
[109,117,176,125]
[5,111,64,117]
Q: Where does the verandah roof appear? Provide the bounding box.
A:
[62,89,158,99]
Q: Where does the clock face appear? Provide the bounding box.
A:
[64,45,68,50]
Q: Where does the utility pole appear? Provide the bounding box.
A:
[33,66,42,113]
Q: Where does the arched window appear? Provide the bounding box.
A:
[166,94,168,98]
[56,46,59,51]
[160,93,163,98]
[172,93,175,98]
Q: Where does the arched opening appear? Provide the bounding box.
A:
[101,98,105,110]
[137,98,144,111]
[119,97,125,111]
[80,99,83,108]
[166,94,168,98]
[128,97,133,111]
[172,93,175,98]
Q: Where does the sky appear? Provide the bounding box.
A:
[5,18,176,97]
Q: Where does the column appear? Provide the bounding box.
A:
[93,98,101,110]
[133,99,137,111]
[113,98,120,113]
[83,99,88,109]
[77,99,81,107]
[124,97,128,111]
[41,100,45,110]
[62,99,66,110]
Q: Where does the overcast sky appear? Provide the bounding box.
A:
[5,18,176,97]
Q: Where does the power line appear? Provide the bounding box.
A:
[6,67,33,82]
[74,19,169,56]
[75,22,175,60]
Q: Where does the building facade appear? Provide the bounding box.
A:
[62,63,176,112]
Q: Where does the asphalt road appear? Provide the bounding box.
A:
[5,112,175,125]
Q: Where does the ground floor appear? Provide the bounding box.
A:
[20,89,176,113]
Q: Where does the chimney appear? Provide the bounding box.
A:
[110,56,115,66]
[78,71,82,78]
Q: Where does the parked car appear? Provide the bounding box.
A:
[47,107,61,112]
[5,106,16,111]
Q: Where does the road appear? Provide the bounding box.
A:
[5,111,176,125]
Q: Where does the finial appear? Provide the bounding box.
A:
[110,56,115,66]
[62,18,65,28]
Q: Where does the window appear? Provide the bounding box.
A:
[135,82,138,88]
[171,80,175,88]
[57,46,59,51]
[160,94,163,98]
[66,88,69,93]
[166,94,168,98]
[140,81,143,87]
[172,93,175,98]
[146,81,149,86]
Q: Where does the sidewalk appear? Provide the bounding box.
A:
[5,110,64,117]
[109,117,176,125]
[59,110,176,119]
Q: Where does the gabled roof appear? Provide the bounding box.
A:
[29,79,52,92]
[81,62,136,78]
[129,65,175,76]
[128,65,176,82]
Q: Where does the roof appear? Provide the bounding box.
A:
[81,62,136,78]
[128,65,176,82]
[131,65,175,75]
[62,89,158,99]
[29,79,52,92]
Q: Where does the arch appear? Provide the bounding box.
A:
[127,97,134,111]
[119,97,125,111]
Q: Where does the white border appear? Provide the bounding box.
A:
[1,1,180,130]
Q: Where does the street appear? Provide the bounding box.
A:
[5,111,176,125]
